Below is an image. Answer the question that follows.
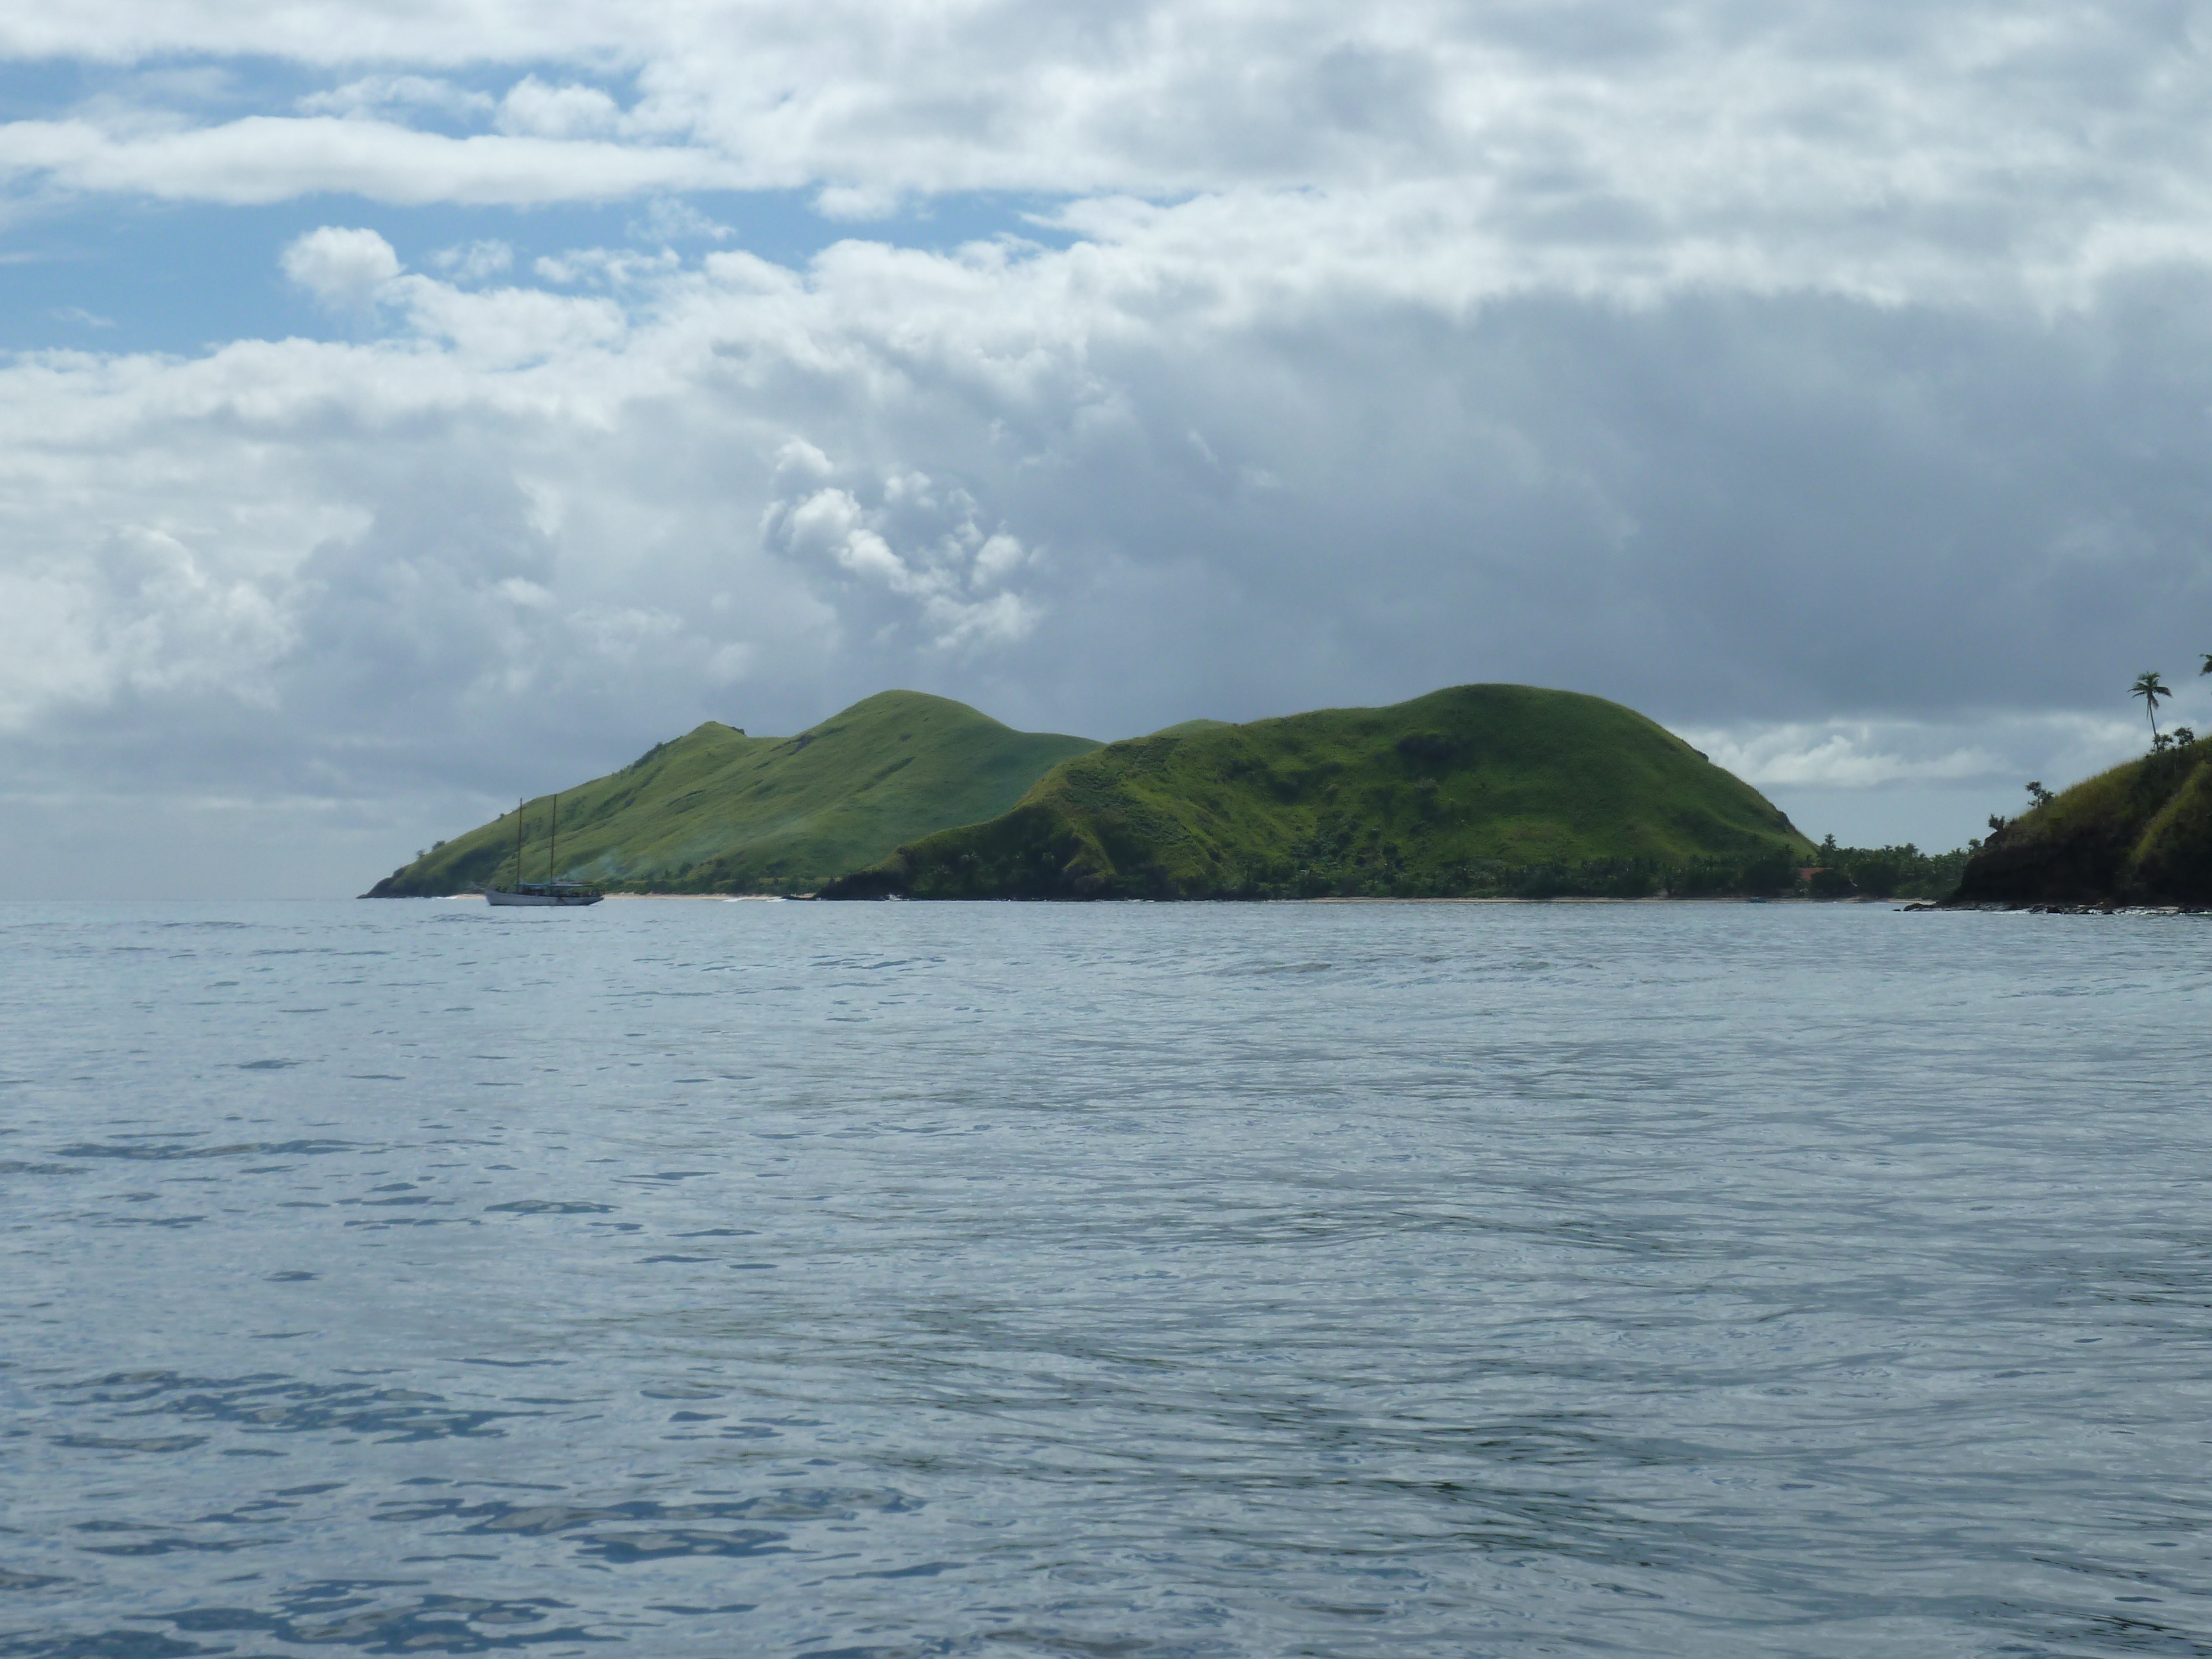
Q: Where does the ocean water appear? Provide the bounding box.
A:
[2,897,2208,1658]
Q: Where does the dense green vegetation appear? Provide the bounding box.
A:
[1799,838,1970,901]
[1950,735,2212,907]
[363,691,1099,896]
[821,684,1813,899]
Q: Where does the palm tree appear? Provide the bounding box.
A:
[2132,671,2173,739]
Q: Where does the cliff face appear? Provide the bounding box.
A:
[1949,742,2212,907]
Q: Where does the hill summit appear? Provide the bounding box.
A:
[364,691,1099,897]
[821,684,1809,900]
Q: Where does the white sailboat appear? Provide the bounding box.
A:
[484,792,602,907]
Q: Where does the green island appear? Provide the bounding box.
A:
[368,681,1989,902]
[364,690,1099,897]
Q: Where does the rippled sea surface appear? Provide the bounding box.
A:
[4,898,2209,1657]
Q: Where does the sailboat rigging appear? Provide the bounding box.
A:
[484,791,603,906]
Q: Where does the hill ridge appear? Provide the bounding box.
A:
[822,682,1809,900]
[365,689,1099,896]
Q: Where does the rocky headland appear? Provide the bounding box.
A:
[1944,738,2212,910]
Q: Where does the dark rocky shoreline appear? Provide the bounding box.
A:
[1912,900,2209,915]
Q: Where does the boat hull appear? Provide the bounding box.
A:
[484,889,602,907]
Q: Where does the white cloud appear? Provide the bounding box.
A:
[532,246,680,287]
[431,238,513,281]
[973,532,1026,585]
[389,275,628,365]
[706,640,754,684]
[1679,711,2173,806]
[814,183,906,223]
[629,196,733,243]
[0,2,2206,318]
[4,220,2210,796]
[495,76,621,139]
[298,74,494,123]
[760,451,1042,650]
[773,437,833,482]
[1679,711,2179,850]
[569,603,686,662]
[280,225,401,309]
[1681,723,2016,791]
[0,524,295,732]
[0,117,723,205]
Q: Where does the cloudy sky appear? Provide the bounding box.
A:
[4,0,2211,896]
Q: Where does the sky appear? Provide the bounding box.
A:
[4,1,2212,897]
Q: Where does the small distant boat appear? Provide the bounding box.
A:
[484,792,602,907]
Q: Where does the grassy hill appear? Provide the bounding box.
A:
[821,684,1811,900]
[1149,719,1233,737]
[364,691,1099,896]
[1949,738,2212,907]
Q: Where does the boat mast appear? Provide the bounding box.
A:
[551,794,559,882]
[514,796,524,889]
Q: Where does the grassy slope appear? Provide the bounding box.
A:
[1950,740,2212,906]
[364,691,1100,896]
[1149,719,1233,737]
[825,684,1809,899]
